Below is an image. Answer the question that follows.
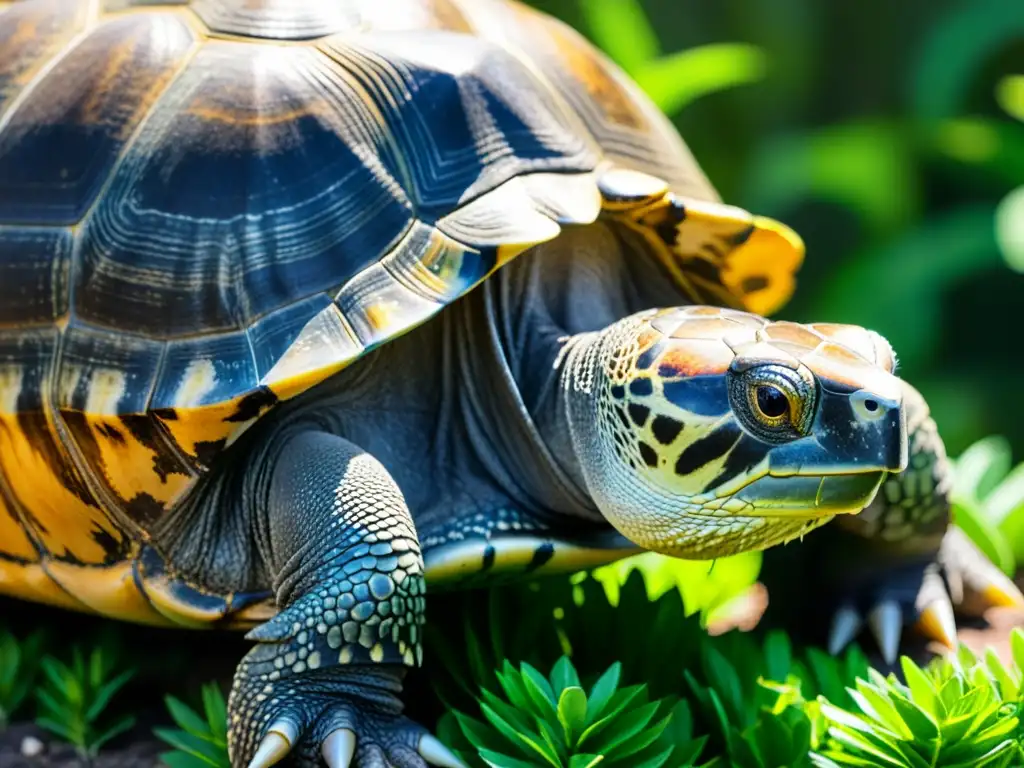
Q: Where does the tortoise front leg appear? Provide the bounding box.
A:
[230,430,464,768]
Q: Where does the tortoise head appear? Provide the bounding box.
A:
[565,306,908,559]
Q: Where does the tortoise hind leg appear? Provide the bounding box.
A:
[229,430,463,768]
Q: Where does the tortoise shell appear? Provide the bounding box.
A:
[0,0,803,626]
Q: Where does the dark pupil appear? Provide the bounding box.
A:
[756,386,789,419]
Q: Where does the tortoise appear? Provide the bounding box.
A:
[1,0,1021,766]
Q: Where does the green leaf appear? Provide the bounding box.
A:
[495,666,533,714]
[900,657,939,715]
[955,436,1013,501]
[550,656,580,696]
[605,712,671,760]
[807,648,847,704]
[86,668,134,723]
[911,0,1024,119]
[577,0,660,75]
[537,717,567,765]
[568,755,603,768]
[520,662,557,710]
[584,663,621,724]
[996,75,1024,122]
[701,645,745,726]
[153,728,227,767]
[953,502,1016,577]
[584,700,660,754]
[453,709,504,753]
[743,121,919,243]
[986,461,1024,530]
[201,683,227,744]
[165,695,212,739]
[479,690,535,736]
[1011,629,1024,675]
[762,630,793,684]
[576,685,648,749]
[997,185,1024,278]
[557,686,588,744]
[160,751,219,768]
[634,44,767,116]
[478,748,545,768]
[479,703,558,767]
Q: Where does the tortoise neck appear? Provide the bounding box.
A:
[458,274,600,523]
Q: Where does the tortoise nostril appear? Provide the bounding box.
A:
[850,390,888,422]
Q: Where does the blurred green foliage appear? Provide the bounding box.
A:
[526,0,1024,459]
[950,435,1024,576]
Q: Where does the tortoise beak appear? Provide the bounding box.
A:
[769,384,907,475]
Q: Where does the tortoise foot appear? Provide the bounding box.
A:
[825,526,1024,665]
[228,649,464,768]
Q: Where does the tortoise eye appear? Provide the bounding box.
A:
[729,364,816,443]
[755,385,789,419]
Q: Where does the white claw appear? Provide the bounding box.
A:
[828,605,863,656]
[247,720,298,768]
[322,728,357,768]
[869,599,903,666]
[418,734,469,768]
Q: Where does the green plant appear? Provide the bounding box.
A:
[574,0,766,116]
[34,645,136,760]
[427,566,873,768]
[808,638,1024,766]
[430,555,1024,767]
[679,631,870,768]
[154,682,231,768]
[0,628,46,729]
[442,655,706,767]
[950,435,1024,575]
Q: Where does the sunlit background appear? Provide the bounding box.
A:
[526,0,1024,461]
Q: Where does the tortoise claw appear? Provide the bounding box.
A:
[916,596,958,650]
[914,568,958,650]
[869,599,902,665]
[941,526,1024,615]
[322,728,357,768]
[418,734,469,768]
[247,721,297,768]
[827,604,863,656]
[973,569,1024,610]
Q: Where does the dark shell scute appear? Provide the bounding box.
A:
[0,227,71,325]
[0,12,196,226]
[325,32,594,217]
[152,331,258,413]
[192,0,359,41]
[0,0,90,122]
[75,41,414,337]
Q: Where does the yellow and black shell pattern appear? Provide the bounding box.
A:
[0,0,804,628]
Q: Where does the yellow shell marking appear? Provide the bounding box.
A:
[0,559,83,611]
[46,556,166,625]
[0,364,127,564]
[0,491,38,561]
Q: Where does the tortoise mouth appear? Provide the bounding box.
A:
[729,472,885,519]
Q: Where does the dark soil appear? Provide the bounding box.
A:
[0,723,162,768]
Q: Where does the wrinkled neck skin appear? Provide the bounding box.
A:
[468,223,682,523]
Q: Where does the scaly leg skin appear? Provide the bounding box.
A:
[229,431,465,768]
[760,381,1024,665]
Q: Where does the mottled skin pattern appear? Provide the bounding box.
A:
[1,2,1020,767]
